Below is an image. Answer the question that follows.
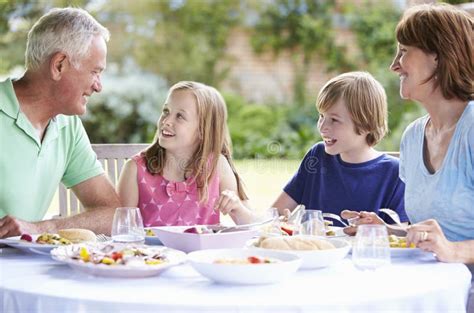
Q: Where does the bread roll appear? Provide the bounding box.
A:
[58,228,97,243]
[259,236,335,251]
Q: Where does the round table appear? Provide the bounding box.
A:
[0,248,471,312]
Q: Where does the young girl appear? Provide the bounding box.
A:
[271,72,408,226]
[117,81,254,227]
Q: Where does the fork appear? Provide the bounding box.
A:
[96,234,112,242]
[378,208,408,235]
[322,213,349,227]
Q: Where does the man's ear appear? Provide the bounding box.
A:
[50,52,68,81]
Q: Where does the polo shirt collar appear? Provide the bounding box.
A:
[0,77,70,147]
[0,78,20,119]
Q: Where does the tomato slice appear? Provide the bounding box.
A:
[247,256,262,264]
[280,226,293,236]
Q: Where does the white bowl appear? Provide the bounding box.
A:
[248,235,351,269]
[188,248,301,285]
[152,226,259,253]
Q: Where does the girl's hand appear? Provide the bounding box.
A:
[407,219,457,263]
[215,190,245,216]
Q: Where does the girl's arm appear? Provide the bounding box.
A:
[216,155,256,224]
[116,159,139,207]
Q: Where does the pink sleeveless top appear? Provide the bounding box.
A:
[133,154,220,227]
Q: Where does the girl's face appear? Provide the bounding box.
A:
[317,98,369,157]
[390,43,438,102]
[158,90,200,157]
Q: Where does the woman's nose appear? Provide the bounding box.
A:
[390,55,400,72]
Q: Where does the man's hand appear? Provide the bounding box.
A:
[0,215,40,238]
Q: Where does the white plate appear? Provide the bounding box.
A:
[248,236,351,270]
[51,243,186,278]
[390,247,431,258]
[0,235,64,255]
[188,248,301,285]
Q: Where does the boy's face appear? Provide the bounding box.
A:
[317,98,369,158]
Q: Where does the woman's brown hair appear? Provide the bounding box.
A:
[395,3,473,101]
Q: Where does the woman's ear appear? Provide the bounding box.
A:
[50,52,68,81]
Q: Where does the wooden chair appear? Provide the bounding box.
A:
[58,143,148,217]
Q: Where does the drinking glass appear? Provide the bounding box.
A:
[352,224,391,271]
[297,210,325,236]
[111,207,145,244]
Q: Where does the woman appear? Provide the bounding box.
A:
[345,3,473,264]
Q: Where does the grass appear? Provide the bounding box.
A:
[46,159,300,218]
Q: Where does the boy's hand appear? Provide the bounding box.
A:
[341,210,384,236]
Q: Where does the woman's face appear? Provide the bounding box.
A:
[390,43,438,102]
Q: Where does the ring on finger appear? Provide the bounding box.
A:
[420,231,428,241]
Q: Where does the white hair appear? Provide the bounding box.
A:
[25,7,110,71]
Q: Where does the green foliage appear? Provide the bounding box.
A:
[251,0,355,106]
[226,93,319,159]
[81,65,168,144]
[103,0,241,87]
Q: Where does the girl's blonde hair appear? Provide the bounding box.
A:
[316,71,388,146]
[144,81,247,203]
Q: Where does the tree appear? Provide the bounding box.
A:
[251,0,355,106]
[101,0,242,87]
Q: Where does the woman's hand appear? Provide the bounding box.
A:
[407,219,458,263]
[341,210,384,236]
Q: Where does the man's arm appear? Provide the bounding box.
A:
[0,175,120,238]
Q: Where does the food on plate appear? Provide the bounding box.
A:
[36,233,71,245]
[70,244,168,266]
[214,256,280,264]
[20,233,33,242]
[324,220,336,236]
[58,228,97,243]
[256,236,335,251]
[389,235,415,248]
[145,229,156,236]
[183,226,216,234]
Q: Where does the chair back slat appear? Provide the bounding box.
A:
[58,144,148,216]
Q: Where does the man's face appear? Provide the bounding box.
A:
[58,35,107,115]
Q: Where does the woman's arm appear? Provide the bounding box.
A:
[116,159,139,207]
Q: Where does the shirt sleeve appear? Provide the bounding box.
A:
[386,178,409,223]
[61,117,104,188]
[283,149,313,203]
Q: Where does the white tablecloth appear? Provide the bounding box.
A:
[0,248,471,313]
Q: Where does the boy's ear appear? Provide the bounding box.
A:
[50,52,68,81]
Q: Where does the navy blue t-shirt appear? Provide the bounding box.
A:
[284,142,408,225]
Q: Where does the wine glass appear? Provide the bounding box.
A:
[297,210,325,236]
[352,224,391,271]
[111,207,145,244]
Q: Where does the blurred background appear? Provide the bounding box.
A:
[1,0,473,211]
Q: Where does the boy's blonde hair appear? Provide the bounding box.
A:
[316,71,388,146]
[144,81,247,203]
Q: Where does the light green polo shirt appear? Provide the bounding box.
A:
[0,78,104,221]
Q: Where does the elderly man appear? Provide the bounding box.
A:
[0,8,121,238]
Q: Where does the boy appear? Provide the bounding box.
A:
[272,72,407,225]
